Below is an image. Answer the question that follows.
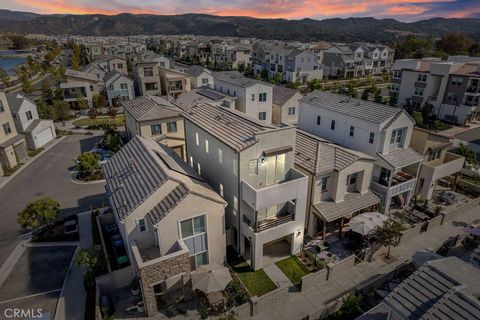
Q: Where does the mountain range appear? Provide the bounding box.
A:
[1,9,480,43]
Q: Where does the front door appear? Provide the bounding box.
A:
[265,153,286,185]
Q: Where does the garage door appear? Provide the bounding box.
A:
[35,127,54,148]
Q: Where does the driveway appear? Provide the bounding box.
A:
[454,126,480,146]
[0,246,76,320]
[0,134,107,264]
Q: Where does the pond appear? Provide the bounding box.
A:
[0,50,34,75]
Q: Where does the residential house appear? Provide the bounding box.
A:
[158,67,192,99]
[61,69,103,108]
[298,91,423,212]
[358,257,480,320]
[410,127,465,200]
[133,61,161,97]
[0,92,27,176]
[104,71,134,107]
[392,57,480,125]
[183,65,214,89]
[7,93,56,150]
[295,130,380,238]
[103,136,226,316]
[211,41,252,69]
[123,96,186,159]
[213,71,274,123]
[272,85,303,125]
[86,56,128,77]
[183,102,308,270]
[84,42,104,61]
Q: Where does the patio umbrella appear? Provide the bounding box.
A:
[191,263,232,294]
[348,212,388,235]
[412,250,442,267]
[462,227,480,236]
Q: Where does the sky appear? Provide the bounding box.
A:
[1,0,480,22]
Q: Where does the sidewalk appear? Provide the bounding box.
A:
[264,264,293,288]
[55,211,92,320]
[250,205,480,320]
[0,136,65,190]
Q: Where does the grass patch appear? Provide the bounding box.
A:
[275,256,310,284]
[3,164,22,176]
[72,115,125,128]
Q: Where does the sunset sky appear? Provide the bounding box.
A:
[1,0,480,21]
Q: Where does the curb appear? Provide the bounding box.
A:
[0,136,66,190]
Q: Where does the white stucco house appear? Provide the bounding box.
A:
[104,71,135,107]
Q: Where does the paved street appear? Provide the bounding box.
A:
[0,134,107,265]
[454,126,480,146]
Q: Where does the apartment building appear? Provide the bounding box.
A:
[272,85,303,125]
[392,57,480,125]
[211,41,252,69]
[103,136,226,316]
[0,92,27,176]
[158,67,192,99]
[133,61,162,96]
[298,91,423,212]
[86,56,128,76]
[295,130,380,238]
[123,96,186,159]
[104,71,135,107]
[213,71,274,123]
[183,103,308,270]
[60,69,103,108]
[410,127,465,200]
[7,93,56,150]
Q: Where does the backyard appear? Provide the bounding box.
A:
[275,256,310,284]
[72,115,125,128]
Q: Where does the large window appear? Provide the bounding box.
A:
[390,128,404,145]
[258,112,267,121]
[417,74,427,82]
[145,82,157,91]
[137,218,147,232]
[330,120,335,130]
[167,121,177,133]
[259,92,267,102]
[414,87,424,96]
[288,107,296,116]
[346,172,358,186]
[143,67,154,77]
[427,150,441,161]
[150,124,162,135]
[349,126,354,137]
[266,153,286,185]
[2,123,11,135]
[26,111,33,121]
[369,132,375,144]
[321,177,328,192]
[120,83,128,90]
[180,215,208,270]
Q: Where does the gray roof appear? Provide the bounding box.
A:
[104,70,129,83]
[122,96,181,122]
[103,136,225,222]
[377,148,423,169]
[314,191,380,222]
[213,71,273,88]
[0,134,25,148]
[24,119,42,133]
[295,130,375,175]
[185,65,208,78]
[6,93,34,113]
[272,85,301,106]
[182,103,277,152]
[174,88,234,111]
[380,257,480,320]
[300,91,405,125]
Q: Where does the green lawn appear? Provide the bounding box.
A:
[72,115,125,127]
[275,256,310,284]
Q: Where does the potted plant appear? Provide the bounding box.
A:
[136,301,145,313]
[130,277,140,296]
[199,303,209,320]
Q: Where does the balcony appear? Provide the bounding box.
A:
[371,171,417,198]
[243,203,295,233]
[241,168,308,210]
[421,152,465,182]
[466,86,479,94]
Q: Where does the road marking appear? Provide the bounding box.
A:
[0,241,27,288]
[0,289,62,304]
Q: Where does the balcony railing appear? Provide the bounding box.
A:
[466,86,478,93]
[243,212,295,233]
[372,171,417,198]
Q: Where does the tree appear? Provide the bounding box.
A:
[308,79,322,91]
[270,72,283,84]
[21,75,33,94]
[76,152,101,173]
[8,35,30,50]
[436,32,472,55]
[394,35,433,59]
[17,198,60,229]
[102,129,123,153]
[37,102,56,120]
[107,107,118,118]
[75,94,89,110]
[456,143,478,166]
[375,220,405,259]
[92,94,107,109]
[412,111,424,126]
[75,246,104,274]
[0,67,11,88]
[87,107,99,119]
[52,99,71,121]
[40,78,53,103]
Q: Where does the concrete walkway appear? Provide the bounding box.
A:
[249,205,480,320]
[55,211,92,320]
[264,264,293,288]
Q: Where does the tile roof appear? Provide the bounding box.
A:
[174,88,234,111]
[147,183,189,225]
[295,130,375,175]
[272,85,301,106]
[181,102,277,152]
[314,191,380,222]
[300,91,404,125]
[213,71,274,88]
[65,69,99,82]
[122,96,181,122]
[185,65,209,78]
[377,147,423,169]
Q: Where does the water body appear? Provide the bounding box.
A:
[0,50,34,75]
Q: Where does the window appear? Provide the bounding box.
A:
[180,215,208,270]
[2,123,11,135]
[233,196,238,210]
[26,111,33,121]
[218,149,223,164]
[251,94,255,101]
[197,163,201,175]
[167,121,177,133]
[195,132,199,146]
[349,126,354,137]
[321,177,328,192]
[369,132,375,144]
[189,156,193,167]
[417,74,427,82]
[393,70,401,79]
[137,218,146,232]
[159,61,166,67]
[287,107,296,116]
[346,173,358,186]
[120,83,128,90]
[201,78,209,85]
[414,87,424,96]
[145,82,157,91]
[249,160,257,175]
[390,128,404,145]
[447,92,457,102]
[233,158,238,176]
[451,77,463,86]
[143,67,154,77]
[316,116,321,125]
[117,63,123,69]
[150,124,161,135]
[330,120,335,130]
[0,101,4,113]
[390,83,400,92]
[428,150,441,161]
[205,139,209,153]
[258,112,267,121]
[259,92,267,102]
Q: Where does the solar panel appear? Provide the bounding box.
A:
[197,88,224,100]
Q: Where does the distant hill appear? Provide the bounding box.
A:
[0,10,479,42]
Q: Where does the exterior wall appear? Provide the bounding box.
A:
[108,57,128,75]
[12,99,39,133]
[272,92,302,125]
[133,63,161,96]
[106,77,134,107]
[192,71,214,89]
[0,93,17,145]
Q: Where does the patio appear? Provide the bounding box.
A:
[304,233,355,266]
